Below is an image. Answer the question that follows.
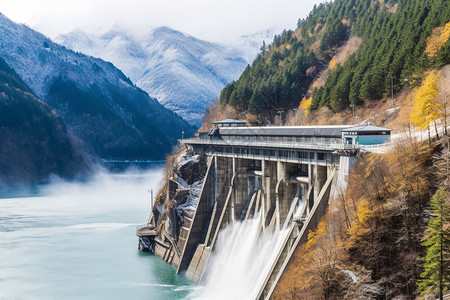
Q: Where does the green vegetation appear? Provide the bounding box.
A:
[0,57,88,184]
[47,76,194,160]
[419,187,450,299]
[220,0,450,117]
[220,31,317,115]
[314,0,450,110]
[48,77,167,159]
[0,57,34,94]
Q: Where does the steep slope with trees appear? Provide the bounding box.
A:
[0,57,89,185]
[219,0,450,120]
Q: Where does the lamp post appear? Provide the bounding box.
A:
[182,130,184,140]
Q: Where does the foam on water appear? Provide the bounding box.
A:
[190,213,289,300]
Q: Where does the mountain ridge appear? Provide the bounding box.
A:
[0,12,195,160]
[55,26,249,126]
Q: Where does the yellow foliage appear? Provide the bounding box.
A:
[274,136,436,299]
[425,22,450,57]
[305,220,327,250]
[410,71,441,130]
[346,200,374,248]
[273,215,342,299]
[285,44,291,50]
[329,57,337,70]
[356,200,373,224]
[299,96,313,116]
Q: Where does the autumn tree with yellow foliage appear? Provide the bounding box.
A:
[328,58,337,70]
[285,96,312,126]
[273,216,350,300]
[426,22,450,60]
[410,71,442,144]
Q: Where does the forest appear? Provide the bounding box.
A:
[219,0,450,119]
[0,57,88,184]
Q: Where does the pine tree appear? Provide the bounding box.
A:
[260,41,266,55]
[418,188,450,299]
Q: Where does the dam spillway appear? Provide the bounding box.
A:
[137,120,391,299]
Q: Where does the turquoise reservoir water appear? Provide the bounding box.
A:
[0,169,194,300]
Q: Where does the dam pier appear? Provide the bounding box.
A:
[137,119,391,299]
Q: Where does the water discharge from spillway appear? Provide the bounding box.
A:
[190,213,290,300]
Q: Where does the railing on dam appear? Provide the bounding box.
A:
[182,138,355,151]
[181,138,392,153]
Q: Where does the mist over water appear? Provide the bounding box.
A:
[190,214,289,300]
[0,167,193,300]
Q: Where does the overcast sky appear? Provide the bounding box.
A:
[2,0,324,44]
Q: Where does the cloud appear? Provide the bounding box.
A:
[2,0,324,43]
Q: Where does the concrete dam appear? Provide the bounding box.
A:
[137,120,391,299]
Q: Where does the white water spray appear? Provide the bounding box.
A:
[190,213,289,300]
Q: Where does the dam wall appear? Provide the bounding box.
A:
[137,123,390,299]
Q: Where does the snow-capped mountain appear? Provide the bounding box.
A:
[56,27,249,126]
[0,12,194,160]
[235,29,279,62]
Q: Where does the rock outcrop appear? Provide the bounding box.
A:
[137,148,207,266]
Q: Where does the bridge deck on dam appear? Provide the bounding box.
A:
[182,138,348,166]
[183,123,392,154]
[182,137,359,151]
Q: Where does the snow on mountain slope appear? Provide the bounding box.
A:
[0,12,194,160]
[56,27,249,127]
[234,28,278,62]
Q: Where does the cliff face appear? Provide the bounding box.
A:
[138,148,207,266]
[0,57,89,185]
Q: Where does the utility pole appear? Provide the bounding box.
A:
[148,189,154,224]
[351,104,355,125]
[391,76,394,100]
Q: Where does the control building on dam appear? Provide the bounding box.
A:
[137,119,391,300]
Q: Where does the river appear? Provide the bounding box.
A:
[0,167,194,300]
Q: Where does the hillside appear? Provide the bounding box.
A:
[0,57,88,185]
[272,139,444,299]
[219,0,450,121]
[56,27,248,127]
[0,13,195,160]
